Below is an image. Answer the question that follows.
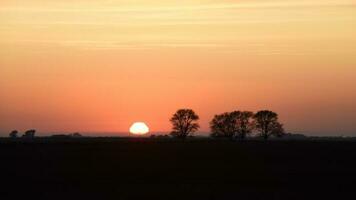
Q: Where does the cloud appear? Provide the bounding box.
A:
[0,0,355,13]
[1,0,355,52]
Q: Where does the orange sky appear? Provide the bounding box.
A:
[0,0,356,136]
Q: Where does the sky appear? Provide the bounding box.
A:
[0,0,356,136]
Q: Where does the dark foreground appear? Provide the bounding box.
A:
[1,138,356,200]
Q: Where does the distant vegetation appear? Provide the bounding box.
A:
[8,109,285,141]
[171,109,285,140]
[253,110,285,140]
[210,111,254,139]
[9,130,18,138]
[8,130,82,139]
[9,129,36,139]
[51,133,83,138]
[170,109,200,139]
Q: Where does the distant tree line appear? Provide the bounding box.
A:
[8,109,284,141]
[9,129,36,139]
[170,109,285,140]
[8,130,82,139]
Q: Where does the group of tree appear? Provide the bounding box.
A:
[9,109,284,140]
[170,109,285,140]
[9,129,36,139]
[9,130,83,139]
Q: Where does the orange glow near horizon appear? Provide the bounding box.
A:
[0,0,356,136]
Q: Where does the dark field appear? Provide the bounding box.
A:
[1,138,356,200]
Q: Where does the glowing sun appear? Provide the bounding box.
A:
[129,122,149,135]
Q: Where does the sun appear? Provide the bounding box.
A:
[129,122,150,135]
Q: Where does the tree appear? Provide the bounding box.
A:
[233,111,254,140]
[170,109,200,139]
[253,110,284,140]
[9,130,18,138]
[210,111,254,140]
[23,129,36,138]
[210,112,236,138]
[271,122,286,138]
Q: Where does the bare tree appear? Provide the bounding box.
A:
[271,122,286,138]
[253,110,284,140]
[233,111,254,140]
[170,109,200,139]
[9,130,18,138]
[210,112,236,138]
[210,111,254,140]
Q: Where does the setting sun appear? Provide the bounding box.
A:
[129,122,150,135]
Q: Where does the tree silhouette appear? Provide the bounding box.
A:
[210,112,236,138]
[23,129,36,138]
[271,122,286,138]
[9,130,18,138]
[253,110,284,140]
[210,111,254,139]
[233,111,254,140]
[170,109,200,139]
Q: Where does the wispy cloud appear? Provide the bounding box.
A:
[1,0,355,52]
[1,0,355,13]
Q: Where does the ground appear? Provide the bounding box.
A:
[0,138,355,199]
